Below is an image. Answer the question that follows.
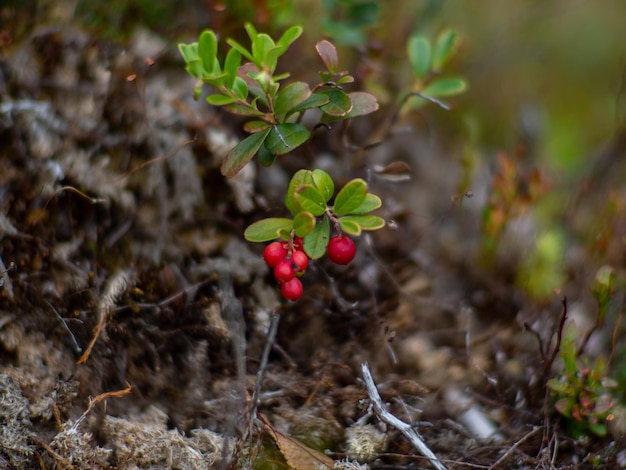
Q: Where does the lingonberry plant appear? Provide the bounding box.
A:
[178,23,378,177]
[244,168,384,299]
[179,23,465,301]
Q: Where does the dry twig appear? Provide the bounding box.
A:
[360,362,447,470]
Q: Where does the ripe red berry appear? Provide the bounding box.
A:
[264,241,287,267]
[291,250,309,272]
[281,277,303,301]
[274,259,296,283]
[293,237,304,250]
[327,235,356,265]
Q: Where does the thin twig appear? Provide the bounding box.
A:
[488,426,542,469]
[360,362,447,470]
[543,297,568,379]
[250,313,281,424]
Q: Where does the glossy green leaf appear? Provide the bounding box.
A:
[226,38,255,64]
[277,25,303,51]
[232,77,249,101]
[433,29,457,70]
[265,124,310,155]
[349,193,382,213]
[312,169,334,203]
[339,218,361,236]
[319,88,353,116]
[304,216,330,259]
[224,102,264,117]
[257,143,276,167]
[286,93,330,116]
[274,82,312,116]
[206,94,238,105]
[321,92,379,122]
[198,30,219,76]
[257,145,276,167]
[252,33,275,67]
[293,211,316,238]
[295,185,327,216]
[221,128,271,177]
[333,178,368,215]
[286,170,315,216]
[407,36,431,80]
[339,215,385,231]
[224,48,242,88]
[179,43,204,79]
[336,75,355,85]
[244,217,293,242]
[178,43,197,63]
[316,40,338,72]
[422,77,468,98]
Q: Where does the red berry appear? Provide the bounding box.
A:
[274,259,295,283]
[281,277,303,301]
[291,250,309,272]
[327,235,356,265]
[264,242,287,267]
[293,237,304,250]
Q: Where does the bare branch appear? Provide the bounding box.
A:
[360,362,447,470]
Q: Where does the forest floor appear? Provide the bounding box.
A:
[0,9,624,470]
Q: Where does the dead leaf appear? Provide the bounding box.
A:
[260,414,335,470]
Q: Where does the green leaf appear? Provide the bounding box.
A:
[274,82,312,116]
[244,218,293,242]
[286,170,314,216]
[339,218,361,236]
[333,178,368,215]
[206,94,238,105]
[422,77,468,98]
[350,193,382,213]
[321,92,379,122]
[179,43,204,79]
[257,143,276,167]
[243,120,271,133]
[312,169,334,203]
[224,102,265,117]
[286,93,330,116]
[339,215,385,231]
[319,88,353,116]
[433,29,457,70]
[265,124,310,155]
[293,211,316,238]
[295,185,327,216]
[232,77,249,100]
[198,30,219,75]
[316,40,338,72]
[221,128,271,177]
[304,216,330,259]
[226,38,255,64]
[224,48,242,88]
[179,42,199,64]
[252,33,276,67]
[277,25,303,51]
[407,36,431,80]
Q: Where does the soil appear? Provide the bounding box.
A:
[0,7,624,470]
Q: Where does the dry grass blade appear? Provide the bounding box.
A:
[77,269,134,364]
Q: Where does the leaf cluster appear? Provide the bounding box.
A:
[547,322,617,438]
[244,169,384,259]
[404,29,467,111]
[179,24,379,177]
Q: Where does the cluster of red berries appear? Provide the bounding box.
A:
[263,235,356,301]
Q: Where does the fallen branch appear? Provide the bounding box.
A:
[360,362,447,470]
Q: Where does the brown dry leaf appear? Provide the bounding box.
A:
[261,415,335,470]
